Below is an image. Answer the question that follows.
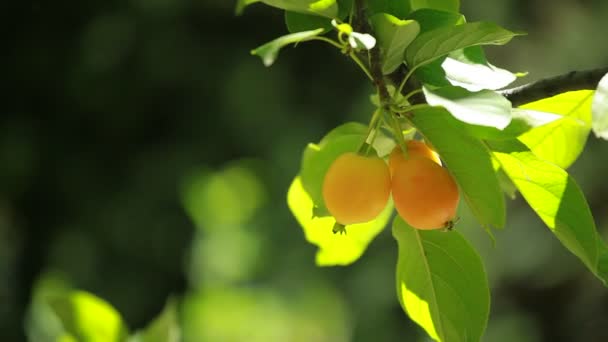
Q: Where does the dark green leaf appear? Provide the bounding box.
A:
[408,0,460,13]
[251,29,324,67]
[518,90,593,169]
[405,22,522,71]
[407,9,464,33]
[490,139,607,285]
[48,291,129,342]
[368,0,410,18]
[129,298,180,342]
[393,217,489,342]
[371,13,420,74]
[410,107,506,228]
[592,72,608,139]
[288,176,393,266]
[235,0,261,15]
[285,11,332,33]
[423,85,513,129]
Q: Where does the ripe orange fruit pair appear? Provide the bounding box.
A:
[322,140,459,230]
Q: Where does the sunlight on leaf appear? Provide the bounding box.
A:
[591,72,608,139]
[518,90,593,169]
[423,85,513,129]
[442,56,516,91]
[490,139,607,285]
[288,177,392,266]
[48,291,128,342]
[393,217,490,342]
[251,29,324,67]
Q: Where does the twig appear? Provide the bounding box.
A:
[501,67,608,106]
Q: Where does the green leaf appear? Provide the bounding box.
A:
[592,72,608,139]
[300,123,367,211]
[405,22,522,71]
[288,176,393,266]
[129,298,180,342]
[407,9,463,33]
[463,108,561,140]
[251,29,324,67]
[371,13,420,74]
[48,291,129,342]
[490,139,606,285]
[368,0,410,18]
[408,0,460,13]
[393,217,490,342]
[411,108,505,228]
[423,85,513,129]
[285,11,332,33]
[256,0,338,17]
[235,0,261,15]
[518,90,594,169]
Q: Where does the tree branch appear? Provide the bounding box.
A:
[352,0,391,108]
[501,67,608,106]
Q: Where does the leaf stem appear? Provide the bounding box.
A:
[396,67,416,97]
[350,52,374,81]
[306,36,344,49]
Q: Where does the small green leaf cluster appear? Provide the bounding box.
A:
[241,1,608,341]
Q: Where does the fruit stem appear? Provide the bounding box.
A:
[387,110,408,158]
[357,108,382,155]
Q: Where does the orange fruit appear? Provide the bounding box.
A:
[391,157,459,230]
[322,152,391,225]
[389,140,441,175]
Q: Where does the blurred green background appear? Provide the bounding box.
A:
[2,0,608,341]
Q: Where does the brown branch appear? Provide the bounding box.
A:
[352,0,391,108]
[501,67,608,106]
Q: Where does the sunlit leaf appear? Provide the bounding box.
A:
[423,85,513,129]
[463,108,561,140]
[129,298,180,342]
[48,291,129,342]
[490,139,607,285]
[251,29,324,67]
[371,13,420,74]
[288,177,393,266]
[246,0,338,17]
[518,90,593,169]
[405,22,522,71]
[591,72,608,139]
[411,107,505,228]
[442,49,517,91]
[393,217,490,342]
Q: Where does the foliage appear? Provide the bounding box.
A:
[243,0,608,341]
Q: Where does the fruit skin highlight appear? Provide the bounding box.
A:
[389,140,441,175]
[322,152,391,225]
[391,155,459,230]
